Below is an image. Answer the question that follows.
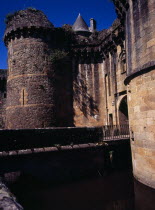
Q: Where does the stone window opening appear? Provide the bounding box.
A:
[19,88,28,106]
[12,59,16,65]
[109,113,113,126]
[22,89,25,105]
[121,59,126,74]
[105,57,111,96]
[119,50,126,74]
[108,73,111,96]
[3,92,6,98]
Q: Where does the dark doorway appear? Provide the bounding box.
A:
[109,114,113,126]
[119,96,129,125]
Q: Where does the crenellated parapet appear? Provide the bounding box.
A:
[4,8,54,46]
[112,0,129,22]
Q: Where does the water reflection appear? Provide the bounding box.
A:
[10,170,136,210]
[8,168,155,210]
[134,179,155,210]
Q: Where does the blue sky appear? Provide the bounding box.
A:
[0,0,116,69]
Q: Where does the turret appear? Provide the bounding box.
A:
[72,14,91,36]
[4,8,56,129]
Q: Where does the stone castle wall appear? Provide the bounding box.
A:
[0,70,7,128]
[2,9,127,129]
[126,0,155,74]
[4,9,56,129]
[72,53,127,127]
[73,58,105,127]
[6,37,55,129]
[72,21,127,127]
[102,45,127,126]
[113,0,155,188]
[126,0,155,188]
[128,71,155,188]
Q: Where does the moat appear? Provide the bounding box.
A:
[9,169,155,210]
[0,128,154,210]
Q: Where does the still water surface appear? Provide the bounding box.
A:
[9,169,155,210]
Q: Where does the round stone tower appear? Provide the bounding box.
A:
[4,8,56,129]
[125,0,155,189]
[113,0,155,189]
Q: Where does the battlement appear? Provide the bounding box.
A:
[4,8,54,46]
[112,0,129,21]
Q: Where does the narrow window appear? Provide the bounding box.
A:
[109,114,113,126]
[3,92,6,98]
[19,88,28,106]
[121,59,126,74]
[108,74,111,96]
[22,89,25,105]
[105,57,111,96]
[119,50,126,74]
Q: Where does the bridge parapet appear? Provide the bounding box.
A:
[0,127,103,152]
[0,125,129,153]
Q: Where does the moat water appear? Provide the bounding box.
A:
[9,169,155,210]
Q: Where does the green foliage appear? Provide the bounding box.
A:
[5,7,38,24]
[62,24,73,32]
[26,7,40,14]
[27,7,38,12]
[50,50,68,64]
[5,12,16,24]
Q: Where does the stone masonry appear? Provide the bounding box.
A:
[113,0,155,189]
[4,9,56,129]
[0,0,154,189]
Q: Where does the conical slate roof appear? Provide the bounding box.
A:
[72,14,89,32]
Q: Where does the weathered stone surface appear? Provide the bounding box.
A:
[0,178,23,210]
[116,0,155,189]
[0,70,6,128]
[4,10,55,129]
[128,71,155,188]
[2,7,127,129]
[4,8,53,36]
[1,1,155,190]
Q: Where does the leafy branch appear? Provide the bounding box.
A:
[50,50,68,64]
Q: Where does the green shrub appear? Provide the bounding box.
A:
[50,50,68,64]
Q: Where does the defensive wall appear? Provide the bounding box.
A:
[113,0,155,188]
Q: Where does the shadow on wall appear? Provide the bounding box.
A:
[51,56,74,127]
[73,59,99,119]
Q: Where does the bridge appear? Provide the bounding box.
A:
[0,125,131,178]
[0,125,130,178]
[0,125,131,209]
[0,125,130,154]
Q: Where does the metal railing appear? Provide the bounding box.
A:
[102,125,130,141]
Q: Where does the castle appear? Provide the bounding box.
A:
[0,0,155,189]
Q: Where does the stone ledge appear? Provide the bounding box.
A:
[0,127,103,152]
[124,61,155,85]
[0,143,103,157]
[133,173,155,190]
